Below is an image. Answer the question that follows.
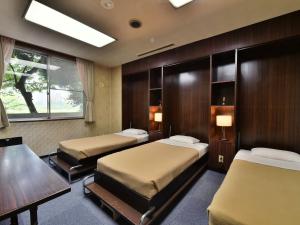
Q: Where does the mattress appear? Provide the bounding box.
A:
[59,133,144,160]
[208,150,300,225]
[97,139,208,199]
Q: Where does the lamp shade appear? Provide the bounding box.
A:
[216,115,232,127]
[154,112,162,122]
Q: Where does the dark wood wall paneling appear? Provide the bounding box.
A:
[238,38,300,153]
[122,71,149,131]
[163,57,210,142]
[122,11,300,152]
[123,11,300,75]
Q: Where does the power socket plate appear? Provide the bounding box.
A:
[218,155,224,163]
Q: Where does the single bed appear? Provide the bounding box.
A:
[208,149,300,225]
[49,129,149,183]
[83,136,208,225]
[59,132,148,161]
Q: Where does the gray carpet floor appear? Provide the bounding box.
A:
[0,169,224,225]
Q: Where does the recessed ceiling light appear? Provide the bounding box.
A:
[169,0,194,8]
[100,0,114,10]
[129,19,142,29]
[24,0,115,48]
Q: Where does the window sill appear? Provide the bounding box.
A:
[9,117,85,123]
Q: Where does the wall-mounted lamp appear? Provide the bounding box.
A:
[154,112,163,130]
[216,115,232,141]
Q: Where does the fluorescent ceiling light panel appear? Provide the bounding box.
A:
[24,0,115,47]
[169,0,193,8]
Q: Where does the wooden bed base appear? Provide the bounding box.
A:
[49,142,148,183]
[83,154,208,225]
[49,154,95,183]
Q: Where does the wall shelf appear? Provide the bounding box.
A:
[150,88,162,91]
[211,80,235,85]
[210,50,237,151]
[149,67,163,132]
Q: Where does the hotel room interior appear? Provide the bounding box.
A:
[0,0,300,225]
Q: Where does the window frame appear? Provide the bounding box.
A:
[3,43,85,122]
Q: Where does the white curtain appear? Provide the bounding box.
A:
[76,58,95,123]
[0,37,15,128]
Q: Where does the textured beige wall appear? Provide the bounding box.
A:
[0,120,93,156]
[0,64,122,156]
[110,66,122,132]
[91,65,113,135]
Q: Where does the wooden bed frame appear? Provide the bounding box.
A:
[49,141,148,183]
[83,153,208,225]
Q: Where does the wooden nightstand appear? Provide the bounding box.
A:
[149,130,163,142]
[208,140,235,172]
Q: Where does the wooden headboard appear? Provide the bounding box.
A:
[163,57,210,142]
[238,38,300,153]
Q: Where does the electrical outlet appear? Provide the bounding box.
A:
[218,155,224,163]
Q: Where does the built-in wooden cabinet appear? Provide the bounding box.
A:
[122,67,164,134]
[149,130,163,142]
[149,67,163,132]
[122,71,149,131]
[208,140,235,172]
[122,11,300,156]
[163,57,210,141]
[209,50,237,171]
[211,50,237,107]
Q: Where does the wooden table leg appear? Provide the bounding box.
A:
[10,215,18,225]
[30,206,38,225]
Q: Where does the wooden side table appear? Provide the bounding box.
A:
[149,130,163,142]
[208,140,235,172]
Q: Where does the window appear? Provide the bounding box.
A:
[0,46,84,120]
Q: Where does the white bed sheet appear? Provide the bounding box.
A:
[157,138,208,158]
[115,132,149,144]
[236,150,300,171]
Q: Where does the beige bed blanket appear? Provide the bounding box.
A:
[59,134,137,160]
[97,142,199,199]
[208,159,300,225]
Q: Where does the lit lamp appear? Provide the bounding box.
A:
[216,115,232,141]
[154,112,162,131]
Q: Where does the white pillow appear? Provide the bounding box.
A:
[170,135,200,144]
[122,128,147,135]
[251,148,300,163]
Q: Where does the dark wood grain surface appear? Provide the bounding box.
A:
[163,57,210,142]
[208,140,235,172]
[122,10,300,153]
[0,145,70,220]
[238,39,300,153]
[122,71,149,131]
[123,11,300,75]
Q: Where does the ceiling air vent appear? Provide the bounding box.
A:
[137,44,175,57]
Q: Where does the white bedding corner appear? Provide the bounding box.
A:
[235,150,300,171]
[157,138,208,158]
[115,132,149,144]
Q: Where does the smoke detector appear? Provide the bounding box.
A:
[101,0,114,10]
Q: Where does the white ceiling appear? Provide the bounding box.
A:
[0,0,299,67]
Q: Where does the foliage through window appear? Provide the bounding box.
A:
[0,47,84,120]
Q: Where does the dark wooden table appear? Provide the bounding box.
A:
[0,144,71,225]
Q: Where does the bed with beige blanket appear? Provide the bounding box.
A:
[208,150,300,225]
[59,131,149,161]
[50,129,149,183]
[97,138,208,199]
